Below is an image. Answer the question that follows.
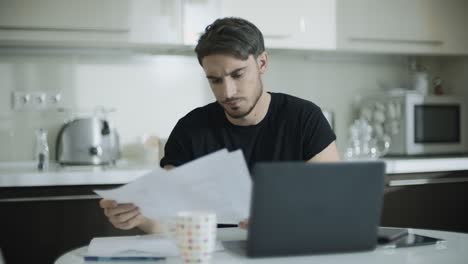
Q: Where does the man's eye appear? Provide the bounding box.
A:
[232,73,243,79]
[210,79,222,84]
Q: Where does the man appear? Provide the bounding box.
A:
[100,17,340,233]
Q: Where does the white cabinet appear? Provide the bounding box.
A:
[182,0,221,46]
[184,0,468,55]
[220,0,336,50]
[336,0,468,55]
[1,0,466,54]
[183,0,336,50]
[0,0,183,46]
[127,0,182,45]
[431,0,468,55]
[0,0,130,32]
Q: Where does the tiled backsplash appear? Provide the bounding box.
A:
[0,50,211,162]
[1,48,464,162]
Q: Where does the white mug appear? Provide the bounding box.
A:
[175,211,217,264]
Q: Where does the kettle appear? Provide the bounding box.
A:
[56,117,121,165]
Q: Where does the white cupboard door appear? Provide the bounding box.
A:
[128,0,182,44]
[430,0,468,54]
[337,0,446,54]
[220,0,336,50]
[0,0,130,32]
[183,0,221,46]
[0,0,183,46]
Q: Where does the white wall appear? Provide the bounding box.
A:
[0,49,211,162]
[440,57,468,97]
[439,56,468,149]
[1,48,462,162]
[265,51,420,151]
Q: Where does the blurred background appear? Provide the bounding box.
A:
[1,1,468,263]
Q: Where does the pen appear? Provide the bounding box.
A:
[217,224,239,228]
[84,256,166,261]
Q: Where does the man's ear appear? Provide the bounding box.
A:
[256,51,268,74]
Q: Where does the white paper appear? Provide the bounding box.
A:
[87,235,179,257]
[94,149,252,223]
[86,234,225,258]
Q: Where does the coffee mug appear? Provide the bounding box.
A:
[175,211,217,264]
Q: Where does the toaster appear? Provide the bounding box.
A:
[56,117,121,165]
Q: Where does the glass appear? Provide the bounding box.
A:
[345,118,390,160]
[34,128,49,171]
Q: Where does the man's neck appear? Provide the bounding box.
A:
[225,91,271,126]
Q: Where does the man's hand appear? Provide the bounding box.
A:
[239,219,249,230]
[99,199,161,233]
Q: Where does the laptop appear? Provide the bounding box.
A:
[245,161,385,257]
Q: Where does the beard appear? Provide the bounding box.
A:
[223,78,263,119]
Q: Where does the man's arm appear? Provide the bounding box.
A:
[307,140,340,162]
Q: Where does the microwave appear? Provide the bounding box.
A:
[361,92,467,155]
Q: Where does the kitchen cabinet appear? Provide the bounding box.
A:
[185,0,468,55]
[0,185,144,264]
[2,0,467,54]
[336,0,468,55]
[381,171,468,233]
[183,0,336,50]
[0,0,183,47]
[220,0,336,50]
[183,0,221,46]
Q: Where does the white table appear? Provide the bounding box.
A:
[55,228,468,264]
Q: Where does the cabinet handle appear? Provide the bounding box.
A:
[0,194,100,202]
[263,34,292,39]
[349,37,443,46]
[0,26,129,33]
[388,177,468,187]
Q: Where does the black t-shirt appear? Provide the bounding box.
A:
[160,92,336,170]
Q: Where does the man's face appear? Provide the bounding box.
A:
[201,53,267,119]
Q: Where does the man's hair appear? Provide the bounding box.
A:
[195,17,265,65]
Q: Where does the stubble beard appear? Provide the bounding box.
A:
[224,78,263,119]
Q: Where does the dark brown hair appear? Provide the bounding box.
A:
[195,17,265,65]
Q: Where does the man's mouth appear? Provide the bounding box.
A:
[223,98,242,107]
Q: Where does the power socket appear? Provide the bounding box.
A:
[12,91,62,111]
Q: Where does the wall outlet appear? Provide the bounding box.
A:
[12,91,62,111]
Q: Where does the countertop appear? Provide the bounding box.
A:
[383,156,468,174]
[1,156,468,188]
[0,161,153,188]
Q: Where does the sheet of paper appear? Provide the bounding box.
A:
[94,149,252,223]
[87,234,179,257]
[86,234,225,258]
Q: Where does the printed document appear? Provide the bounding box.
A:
[94,149,251,223]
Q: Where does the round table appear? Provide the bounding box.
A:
[55,228,468,264]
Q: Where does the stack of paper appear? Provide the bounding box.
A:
[94,149,252,223]
[85,235,178,260]
[85,234,225,261]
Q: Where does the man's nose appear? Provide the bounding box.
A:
[222,79,237,99]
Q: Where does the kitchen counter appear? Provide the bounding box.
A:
[383,156,468,174]
[0,161,154,187]
[1,156,468,188]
